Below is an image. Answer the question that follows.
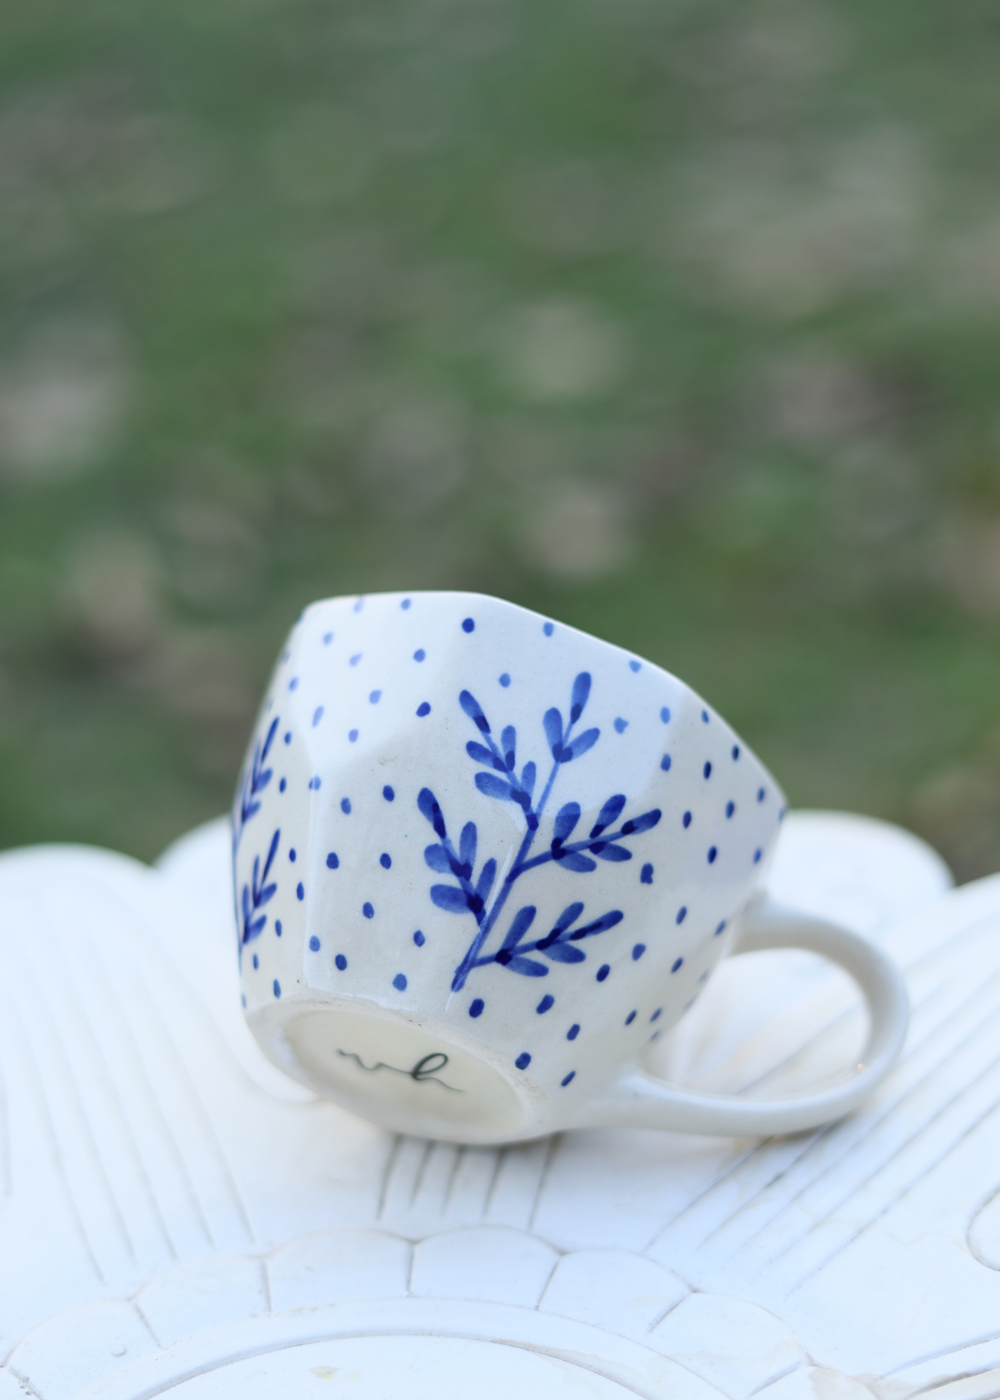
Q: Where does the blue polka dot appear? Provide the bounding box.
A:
[499,673,511,687]
[625,1010,637,1025]
[640,863,653,884]
[614,717,628,734]
[309,775,321,790]
[414,649,426,662]
[732,745,740,760]
[326,852,339,868]
[401,598,411,610]
[241,993,246,1007]
[543,621,554,636]
[708,846,717,863]
[323,632,333,644]
[701,709,709,723]
[289,677,299,691]
[416,702,431,717]
[363,902,374,918]
[353,598,363,612]
[312,706,324,726]
[296,882,304,900]
[275,920,282,936]
[284,732,292,744]
[515,1052,531,1070]
[715,920,726,936]
[567,1024,580,1040]
[279,777,287,792]
[561,1071,576,1087]
[341,798,351,814]
[629,660,641,672]
[289,848,297,862]
[676,906,687,924]
[349,729,358,743]
[380,852,392,869]
[632,944,646,960]
[273,979,281,998]
[597,964,610,982]
[758,787,766,802]
[683,811,692,828]
[335,953,347,970]
[469,998,484,1017]
[753,848,762,863]
[671,957,683,973]
[704,761,712,779]
[369,690,381,704]
[660,754,672,771]
[252,953,258,969]
[393,973,407,991]
[350,653,361,666]
[660,707,671,723]
[462,617,475,632]
[413,930,425,946]
[651,1007,662,1021]
[383,785,395,801]
[726,801,735,818]
[309,935,320,951]
[537,994,554,1014]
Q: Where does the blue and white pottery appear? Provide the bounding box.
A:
[233,591,908,1144]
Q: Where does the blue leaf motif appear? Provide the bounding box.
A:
[520,761,536,798]
[543,707,564,758]
[501,725,517,770]
[499,905,537,954]
[418,787,448,839]
[570,672,591,723]
[553,802,581,843]
[459,690,491,734]
[466,741,501,769]
[590,794,625,837]
[475,771,514,801]
[475,857,497,904]
[569,909,624,940]
[432,885,473,913]
[555,849,598,872]
[560,727,600,763]
[591,843,631,862]
[501,954,548,976]
[541,943,586,963]
[424,843,453,874]
[459,822,478,871]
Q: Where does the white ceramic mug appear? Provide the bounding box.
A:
[232,591,908,1144]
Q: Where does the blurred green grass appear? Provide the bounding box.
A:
[2,0,1000,877]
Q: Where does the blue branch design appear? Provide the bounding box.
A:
[240,827,280,953]
[234,715,279,852]
[417,672,661,992]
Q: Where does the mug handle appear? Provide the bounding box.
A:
[586,894,910,1137]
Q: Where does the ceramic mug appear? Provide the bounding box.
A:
[232,590,908,1144]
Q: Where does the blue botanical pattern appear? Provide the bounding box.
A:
[234,715,278,851]
[240,826,280,957]
[418,672,662,992]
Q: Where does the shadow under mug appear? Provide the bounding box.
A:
[232,590,909,1144]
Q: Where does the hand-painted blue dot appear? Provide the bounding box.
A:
[401,598,412,610]
[515,1052,531,1070]
[499,673,511,687]
[416,702,431,717]
[660,754,671,771]
[671,957,683,973]
[567,1024,580,1041]
[284,732,292,744]
[309,775,322,789]
[726,801,735,818]
[715,920,726,936]
[348,730,358,743]
[413,930,425,946]
[683,811,692,828]
[699,969,709,982]
[289,848,297,862]
[629,659,641,672]
[275,920,282,936]
[650,1030,661,1041]
[537,994,554,1014]
[640,863,653,884]
[414,648,426,661]
[273,979,281,998]
[369,690,381,704]
[383,785,395,801]
[289,677,299,691]
[597,964,610,981]
[625,1010,637,1025]
[252,953,258,969]
[704,761,712,779]
[312,706,324,727]
[613,717,629,735]
[326,852,339,869]
[676,906,687,924]
[560,1070,577,1089]
[462,617,475,633]
[660,706,671,723]
[323,632,333,644]
[309,935,320,951]
[701,709,709,723]
[753,848,762,863]
[632,943,646,960]
[335,953,347,970]
[363,902,374,918]
[543,621,554,636]
[350,653,361,666]
[393,973,407,991]
[708,846,717,863]
[732,745,740,760]
[353,598,363,613]
[241,993,246,1007]
[758,787,766,802]
[469,998,484,1017]
[380,852,392,869]
[341,797,351,814]
[296,882,304,900]
[279,777,287,792]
